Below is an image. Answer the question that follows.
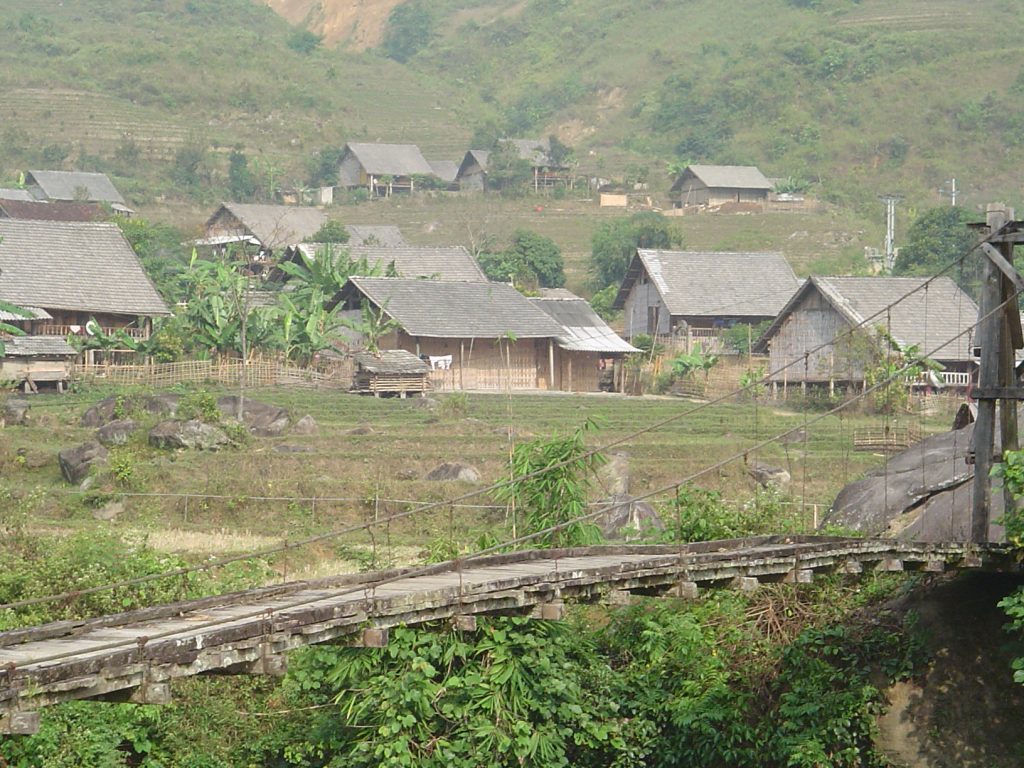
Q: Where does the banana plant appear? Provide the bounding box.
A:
[0,299,29,358]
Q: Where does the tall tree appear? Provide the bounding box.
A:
[478,229,565,289]
[589,211,680,289]
[893,206,979,295]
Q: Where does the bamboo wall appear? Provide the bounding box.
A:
[74,359,346,389]
[767,296,852,383]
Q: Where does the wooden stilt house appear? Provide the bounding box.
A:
[351,349,431,397]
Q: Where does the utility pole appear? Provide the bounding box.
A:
[969,203,1024,542]
[879,194,901,271]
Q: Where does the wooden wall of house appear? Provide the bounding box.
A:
[39,311,151,337]
[706,188,768,207]
[623,276,669,337]
[392,332,545,391]
[459,170,486,192]
[338,155,366,188]
[1,357,73,385]
[554,349,601,392]
[767,294,853,383]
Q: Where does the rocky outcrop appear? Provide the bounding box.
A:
[58,441,109,484]
[3,398,30,426]
[149,419,230,451]
[824,423,1004,542]
[291,414,319,436]
[747,462,792,490]
[217,396,290,436]
[96,419,140,447]
[596,494,663,539]
[81,394,179,427]
[425,462,481,483]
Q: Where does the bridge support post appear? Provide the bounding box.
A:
[0,710,40,736]
[452,615,477,632]
[352,628,389,648]
[730,576,759,593]
[783,569,815,584]
[530,602,564,620]
[605,590,633,607]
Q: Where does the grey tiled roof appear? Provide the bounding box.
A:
[344,225,408,247]
[0,200,102,222]
[530,294,639,354]
[0,306,50,322]
[3,335,77,357]
[427,160,459,183]
[213,203,327,248]
[344,143,434,176]
[353,349,430,374]
[345,277,564,339]
[0,188,33,202]
[501,138,552,166]
[0,220,170,316]
[295,244,487,282]
[26,170,125,204]
[614,250,799,319]
[811,276,977,360]
[671,164,772,192]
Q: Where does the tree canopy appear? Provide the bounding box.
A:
[589,211,680,289]
[893,206,979,293]
[478,229,565,289]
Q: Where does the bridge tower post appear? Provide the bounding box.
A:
[970,204,1024,541]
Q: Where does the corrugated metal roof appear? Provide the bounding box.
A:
[3,335,77,357]
[294,244,487,282]
[344,143,435,176]
[353,349,430,374]
[0,220,169,316]
[26,170,125,204]
[530,295,639,354]
[672,164,772,191]
[0,200,102,222]
[346,277,564,339]
[614,250,799,319]
[211,203,327,249]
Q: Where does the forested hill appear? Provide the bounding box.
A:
[2,0,1024,213]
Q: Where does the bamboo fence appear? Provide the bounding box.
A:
[73,359,347,390]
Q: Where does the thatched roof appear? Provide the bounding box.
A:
[427,159,459,184]
[353,349,430,375]
[343,143,434,177]
[0,220,169,316]
[0,306,50,322]
[25,170,125,204]
[343,277,564,339]
[614,250,799,320]
[753,276,979,362]
[670,165,773,192]
[530,291,638,354]
[207,203,327,249]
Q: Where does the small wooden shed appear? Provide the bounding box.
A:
[351,349,431,398]
[1,335,77,392]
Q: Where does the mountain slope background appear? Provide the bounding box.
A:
[1,0,1023,231]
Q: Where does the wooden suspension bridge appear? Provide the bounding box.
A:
[1,535,1019,735]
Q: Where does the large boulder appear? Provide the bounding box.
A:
[597,494,663,539]
[58,441,109,484]
[2,398,30,426]
[81,394,179,427]
[217,396,290,436]
[149,419,230,451]
[425,462,481,483]
[824,423,1004,542]
[291,414,319,436]
[597,452,630,497]
[96,419,140,447]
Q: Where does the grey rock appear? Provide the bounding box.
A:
[779,428,808,445]
[348,424,375,436]
[598,452,630,497]
[81,393,180,427]
[93,501,124,521]
[149,419,230,451]
[425,462,481,483]
[597,494,663,539]
[747,462,791,489]
[96,419,139,447]
[217,396,290,436]
[273,443,315,454]
[415,397,440,411]
[3,398,30,426]
[291,414,319,436]
[58,441,109,484]
[824,424,1004,542]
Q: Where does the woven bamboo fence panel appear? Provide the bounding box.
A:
[74,359,346,390]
